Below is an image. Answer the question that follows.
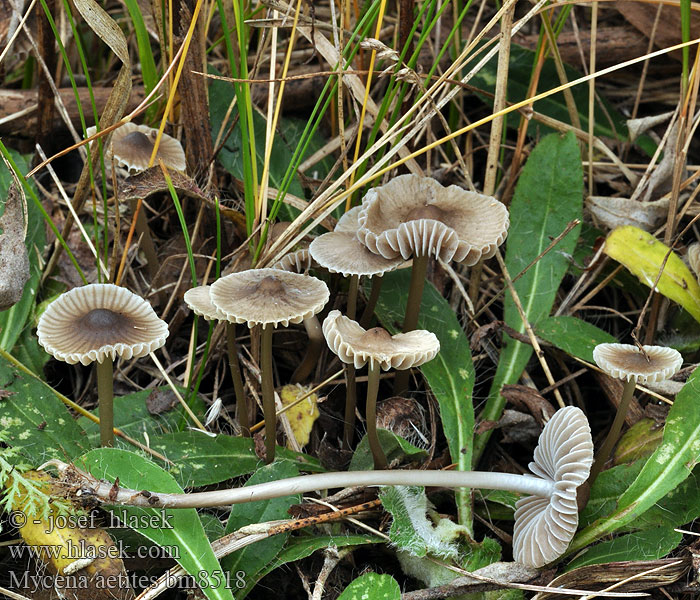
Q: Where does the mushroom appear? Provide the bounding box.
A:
[184,285,249,435]
[357,174,508,393]
[322,310,439,468]
[86,123,186,173]
[310,207,405,448]
[210,268,329,462]
[36,283,169,447]
[53,405,593,568]
[590,342,682,482]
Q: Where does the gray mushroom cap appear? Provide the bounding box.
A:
[592,343,682,383]
[357,174,509,264]
[210,268,329,328]
[322,309,439,370]
[184,285,226,321]
[512,405,593,568]
[309,207,404,278]
[37,283,169,366]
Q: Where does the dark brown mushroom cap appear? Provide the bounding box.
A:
[184,286,225,321]
[309,207,404,278]
[86,123,186,173]
[322,310,439,370]
[37,284,169,366]
[513,406,593,568]
[210,268,329,328]
[592,343,682,383]
[357,174,509,264]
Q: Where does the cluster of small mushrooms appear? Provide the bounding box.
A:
[32,156,686,568]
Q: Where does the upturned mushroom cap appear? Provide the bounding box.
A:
[592,343,682,383]
[271,249,313,274]
[309,207,404,278]
[512,406,593,568]
[357,174,509,264]
[86,123,186,172]
[210,268,329,328]
[37,284,169,366]
[184,286,225,321]
[322,310,439,370]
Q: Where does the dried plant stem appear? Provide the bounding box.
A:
[394,254,429,395]
[226,323,249,436]
[96,359,114,447]
[261,324,276,463]
[366,363,387,469]
[589,379,635,484]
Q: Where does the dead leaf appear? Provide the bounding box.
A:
[0,178,29,311]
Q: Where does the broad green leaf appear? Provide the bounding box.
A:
[370,269,475,526]
[613,418,664,465]
[535,316,616,362]
[0,149,45,352]
[604,225,700,323]
[337,573,401,600]
[566,527,682,570]
[569,368,700,555]
[0,352,91,463]
[221,461,300,599]
[77,448,234,600]
[349,429,427,471]
[475,132,583,463]
[11,327,49,375]
[579,461,643,527]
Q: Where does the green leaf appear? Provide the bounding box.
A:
[570,368,700,555]
[475,132,583,463]
[0,149,46,352]
[370,269,475,526]
[77,448,234,600]
[613,418,664,465]
[536,316,616,362]
[579,461,643,528]
[0,353,92,463]
[604,225,700,323]
[221,461,300,599]
[566,527,682,570]
[337,573,401,600]
[349,429,427,471]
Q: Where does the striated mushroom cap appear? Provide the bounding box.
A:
[357,174,509,264]
[513,406,593,568]
[322,309,439,370]
[37,284,169,366]
[271,248,313,274]
[210,268,329,328]
[593,343,682,384]
[184,286,225,321]
[86,122,186,173]
[310,207,405,278]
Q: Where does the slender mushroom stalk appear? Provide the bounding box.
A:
[46,406,592,568]
[356,174,509,396]
[589,343,682,483]
[290,316,324,384]
[323,310,440,469]
[309,207,403,446]
[210,269,329,464]
[37,284,169,447]
[184,286,249,436]
[360,276,383,328]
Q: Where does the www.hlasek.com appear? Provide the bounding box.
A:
[9,537,179,561]
[10,570,248,593]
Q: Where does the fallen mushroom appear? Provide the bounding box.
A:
[45,406,593,568]
[210,268,329,463]
[357,174,508,393]
[36,283,169,447]
[322,310,440,468]
[590,342,682,482]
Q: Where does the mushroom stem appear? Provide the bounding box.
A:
[291,316,324,384]
[360,276,383,328]
[261,324,276,463]
[394,254,429,395]
[347,275,359,320]
[226,323,249,436]
[96,359,115,447]
[367,363,388,469]
[53,464,555,509]
[342,365,357,450]
[589,379,636,484]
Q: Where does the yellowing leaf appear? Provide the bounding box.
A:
[604,225,700,323]
[279,384,319,448]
